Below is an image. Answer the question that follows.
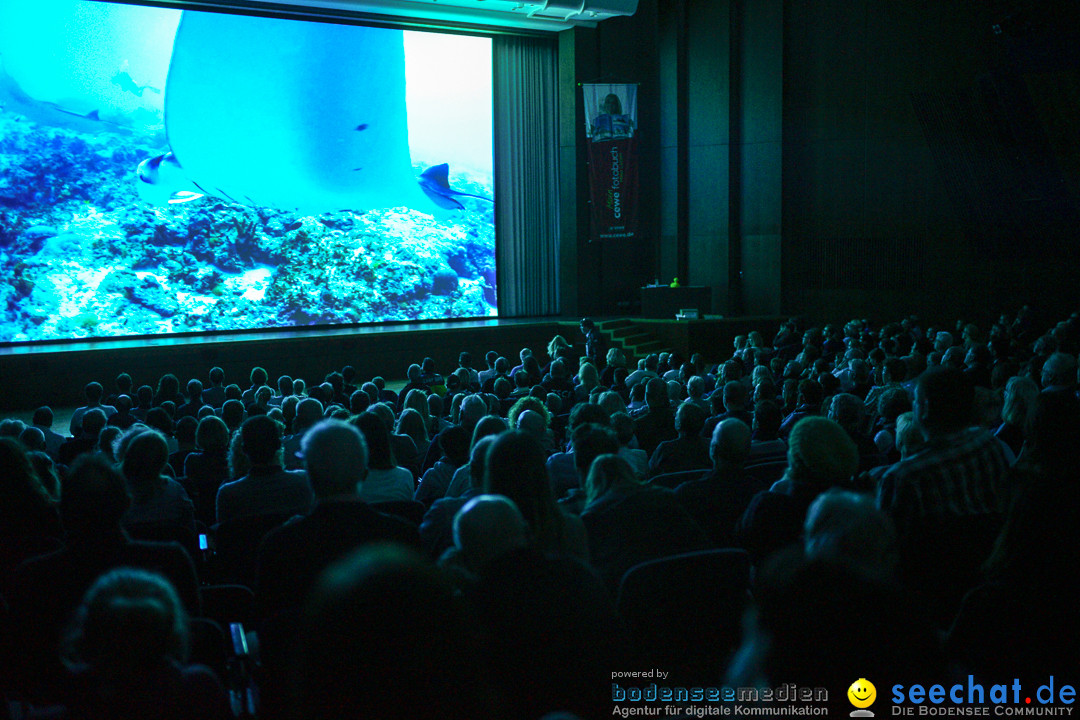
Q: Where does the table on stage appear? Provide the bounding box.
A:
[640,285,712,319]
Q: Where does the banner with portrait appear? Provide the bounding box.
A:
[583,83,639,242]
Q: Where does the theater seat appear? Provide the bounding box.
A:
[125,519,200,558]
[368,500,426,526]
[743,458,788,486]
[648,469,708,489]
[211,513,294,586]
[617,549,751,684]
[188,617,230,680]
[200,584,255,628]
[899,512,1002,628]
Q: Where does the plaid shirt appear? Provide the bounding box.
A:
[876,426,1007,536]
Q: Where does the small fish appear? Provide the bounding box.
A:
[418,163,493,211]
[355,123,368,131]
[136,153,205,206]
[111,71,161,98]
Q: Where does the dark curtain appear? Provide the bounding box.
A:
[493,34,561,317]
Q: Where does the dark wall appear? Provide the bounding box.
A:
[783,1,975,323]
[0,322,574,412]
[558,0,661,317]
[781,0,1080,325]
[561,0,1080,326]
[561,0,784,319]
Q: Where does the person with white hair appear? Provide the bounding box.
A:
[684,375,709,412]
[451,494,529,572]
[255,419,420,663]
[675,418,764,547]
[599,346,627,388]
[737,416,859,564]
[933,330,954,354]
[1040,351,1077,394]
[804,488,898,579]
[666,380,685,405]
[419,393,489,474]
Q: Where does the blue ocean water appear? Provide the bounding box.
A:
[0,0,495,343]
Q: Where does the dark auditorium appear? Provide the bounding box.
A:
[1,0,1079,718]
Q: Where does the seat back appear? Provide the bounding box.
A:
[211,513,293,585]
[200,584,255,627]
[125,520,199,558]
[617,549,751,684]
[743,458,788,486]
[900,512,1002,628]
[188,617,229,679]
[369,500,426,526]
[649,469,708,489]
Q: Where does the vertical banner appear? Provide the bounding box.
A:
[583,83,639,241]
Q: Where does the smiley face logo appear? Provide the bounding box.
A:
[848,679,876,709]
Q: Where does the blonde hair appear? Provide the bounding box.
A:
[894,412,924,459]
[578,362,599,390]
[597,391,627,417]
[547,334,570,360]
[1001,375,1038,430]
[585,453,641,506]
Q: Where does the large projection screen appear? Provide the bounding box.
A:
[0,0,495,343]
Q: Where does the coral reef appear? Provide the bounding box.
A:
[0,108,496,343]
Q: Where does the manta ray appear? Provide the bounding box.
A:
[418,163,494,210]
[0,56,133,135]
[137,11,477,215]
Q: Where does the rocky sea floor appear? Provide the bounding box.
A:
[0,110,496,343]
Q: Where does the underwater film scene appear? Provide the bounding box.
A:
[0,1,496,344]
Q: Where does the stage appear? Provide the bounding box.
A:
[0,318,574,412]
[0,315,785,412]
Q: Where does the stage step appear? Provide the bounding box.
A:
[626,341,665,357]
[600,321,671,364]
[618,331,655,345]
[606,327,646,342]
[598,318,635,332]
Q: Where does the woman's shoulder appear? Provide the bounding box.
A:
[163,476,193,499]
[369,466,414,482]
[557,510,589,560]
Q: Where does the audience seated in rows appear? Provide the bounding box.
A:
[6,453,200,700]
[5,307,1080,717]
